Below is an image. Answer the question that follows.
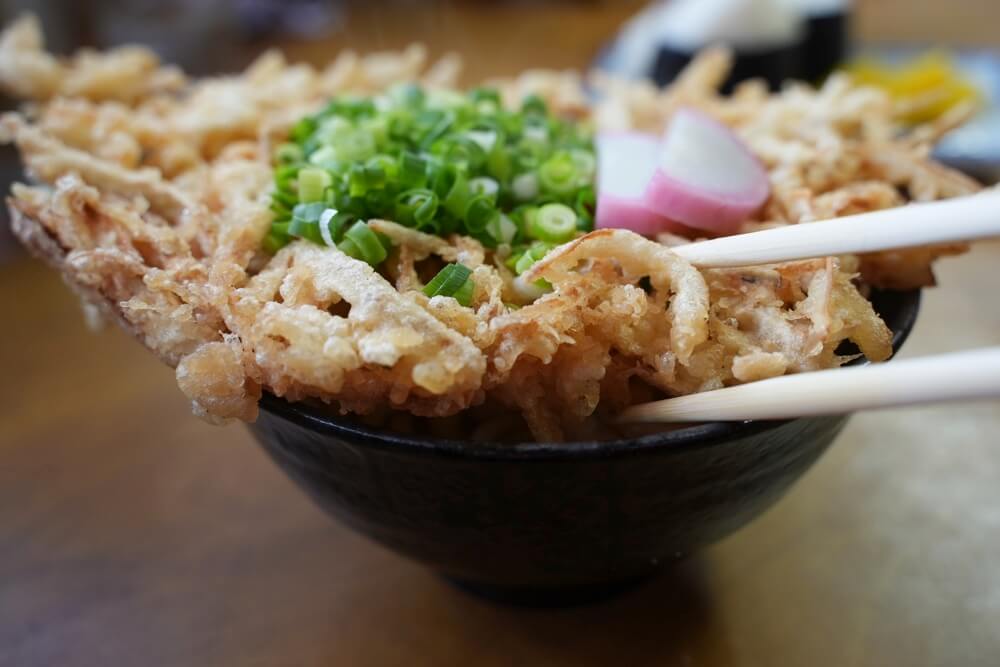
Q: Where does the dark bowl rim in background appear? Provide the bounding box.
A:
[260,288,921,462]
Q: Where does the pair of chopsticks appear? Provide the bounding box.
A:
[619,191,1000,424]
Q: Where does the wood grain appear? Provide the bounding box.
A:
[2,2,1000,665]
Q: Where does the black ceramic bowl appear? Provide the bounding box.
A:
[249,289,920,605]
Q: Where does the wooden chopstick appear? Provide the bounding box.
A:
[672,192,1000,268]
[618,348,1000,423]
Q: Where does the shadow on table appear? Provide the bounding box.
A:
[433,559,732,666]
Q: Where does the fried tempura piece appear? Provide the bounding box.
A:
[0,16,972,440]
[526,229,709,364]
[0,14,185,103]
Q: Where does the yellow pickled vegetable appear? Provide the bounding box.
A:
[843,51,982,125]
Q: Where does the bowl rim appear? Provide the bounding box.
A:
[258,288,920,461]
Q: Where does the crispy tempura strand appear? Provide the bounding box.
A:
[0,15,971,439]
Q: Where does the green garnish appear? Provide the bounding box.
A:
[340,221,388,266]
[297,167,332,203]
[423,263,475,306]
[530,203,578,243]
[505,240,554,275]
[274,142,304,165]
[266,85,597,265]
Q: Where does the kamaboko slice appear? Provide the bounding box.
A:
[644,108,769,235]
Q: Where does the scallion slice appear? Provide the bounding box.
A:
[399,151,428,188]
[574,185,596,229]
[395,189,439,229]
[513,252,536,275]
[263,221,293,254]
[469,87,502,106]
[511,173,539,201]
[275,143,304,165]
[423,263,474,306]
[298,167,332,203]
[529,203,577,243]
[342,221,388,266]
[488,214,518,246]
[318,208,339,247]
[453,277,475,306]
[569,149,596,183]
[464,196,498,232]
[521,94,548,115]
[468,176,499,201]
[538,152,578,196]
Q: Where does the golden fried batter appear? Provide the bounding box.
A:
[0,15,977,440]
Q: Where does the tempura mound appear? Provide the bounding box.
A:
[0,15,979,440]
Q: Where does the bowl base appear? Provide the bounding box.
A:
[445,572,657,608]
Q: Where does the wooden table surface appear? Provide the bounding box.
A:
[3,2,1000,666]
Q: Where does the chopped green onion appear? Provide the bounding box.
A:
[287,202,331,245]
[486,144,511,182]
[425,90,468,112]
[574,185,596,229]
[488,213,518,246]
[399,151,428,188]
[275,165,300,191]
[514,252,536,275]
[512,275,551,301]
[290,117,317,143]
[298,168,332,203]
[464,196,498,232]
[267,84,596,268]
[289,219,322,245]
[511,205,538,232]
[331,129,376,163]
[308,145,339,168]
[263,221,293,254]
[441,170,472,219]
[322,96,376,121]
[453,277,475,306]
[521,94,548,115]
[390,82,425,108]
[522,123,549,144]
[318,208,341,247]
[262,233,289,255]
[275,143,304,164]
[513,139,546,172]
[347,159,391,197]
[317,116,352,144]
[466,129,498,153]
[292,202,328,222]
[337,236,360,259]
[570,149,597,183]
[341,221,388,266]
[511,173,539,201]
[469,87,502,106]
[433,135,486,171]
[505,240,553,275]
[395,189,439,229]
[505,251,522,272]
[271,189,297,213]
[412,109,454,148]
[530,203,577,243]
[468,176,499,201]
[423,263,474,306]
[538,152,578,196]
[528,241,554,260]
